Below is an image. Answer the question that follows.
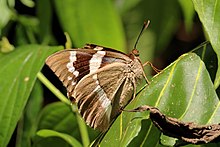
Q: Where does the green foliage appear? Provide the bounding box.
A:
[0,0,220,147]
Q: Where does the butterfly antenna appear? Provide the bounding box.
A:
[134,20,150,49]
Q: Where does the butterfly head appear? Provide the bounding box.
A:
[131,48,140,57]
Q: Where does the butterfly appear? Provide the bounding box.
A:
[46,21,150,132]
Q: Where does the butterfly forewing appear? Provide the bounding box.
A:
[46,44,144,132]
[46,46,130,91]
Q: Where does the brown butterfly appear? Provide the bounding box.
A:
[46,21,151,132]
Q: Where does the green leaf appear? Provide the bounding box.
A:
[15,24,29,45]
[20,0,35,8]
[0,44,62,147]
[37,129,82,147]
[16,80,43,147]
[54,0,125,51]
[36,0,53,44]
[193,41,218,82]
[178,0,195,32]
[100,52,219,146]
[128,120,160,147]
[34,102,98,146]
[33,102,81,145]
[0,0,13,33]
[192,0,220,88]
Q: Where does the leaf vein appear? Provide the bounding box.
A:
[179,60,203,120]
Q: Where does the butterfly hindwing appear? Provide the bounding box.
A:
[73,62,130,131]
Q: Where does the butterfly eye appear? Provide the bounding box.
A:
[131,49,139,56]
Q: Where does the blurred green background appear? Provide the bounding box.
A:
[1,0,216,147]
[1,0,204,69]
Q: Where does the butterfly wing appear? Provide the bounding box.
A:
[45,46,132,97]
[83,44,128,55]
[46,45,137,132]
[73,62,135,132]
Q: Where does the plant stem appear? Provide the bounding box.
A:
[37,72,70,105]
[37,72,90,146]
[76,113,90,147]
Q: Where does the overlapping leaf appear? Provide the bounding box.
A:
[192,0,220,88]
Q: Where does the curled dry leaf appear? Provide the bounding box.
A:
[127,105,220,145]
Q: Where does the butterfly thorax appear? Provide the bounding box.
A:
[115,53,144,111]
[129,51,144,82]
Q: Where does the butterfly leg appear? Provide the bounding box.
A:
[142,61,161,84]
[143,61,161,73]
[142,70,150,84]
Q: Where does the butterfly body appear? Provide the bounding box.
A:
[46,44,145,132]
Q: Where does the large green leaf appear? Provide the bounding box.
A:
[54,0,125,51]
[100,52,219,146]
[192,0,220,88]
[0,45,62,147]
